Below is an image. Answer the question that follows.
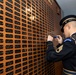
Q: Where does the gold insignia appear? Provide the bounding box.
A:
[56,45,63,53]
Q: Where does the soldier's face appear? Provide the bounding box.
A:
[63,24,70,38]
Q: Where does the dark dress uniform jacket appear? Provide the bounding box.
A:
[46,33,76,71]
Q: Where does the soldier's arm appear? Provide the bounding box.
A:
[46,38,75,62]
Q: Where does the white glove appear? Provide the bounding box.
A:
[55,35,63,44]
[47,35,53,41]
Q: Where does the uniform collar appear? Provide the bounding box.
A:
[71,32,76,37]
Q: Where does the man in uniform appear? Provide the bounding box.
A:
[46,15,76,75]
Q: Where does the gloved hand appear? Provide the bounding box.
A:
[55,35,63,44]
[47,35,53,41]
[47,35,63,44]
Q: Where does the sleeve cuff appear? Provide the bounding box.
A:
[46,41,53,46]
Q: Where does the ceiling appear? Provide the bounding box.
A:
[56,0,76,17]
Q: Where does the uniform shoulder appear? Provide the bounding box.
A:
[63,38,73,43]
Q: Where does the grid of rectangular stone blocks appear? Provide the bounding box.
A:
[0,0,60,75]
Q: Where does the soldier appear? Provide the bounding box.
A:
[46,15,76,75]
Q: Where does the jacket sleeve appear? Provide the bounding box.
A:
[46,38,75,62]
